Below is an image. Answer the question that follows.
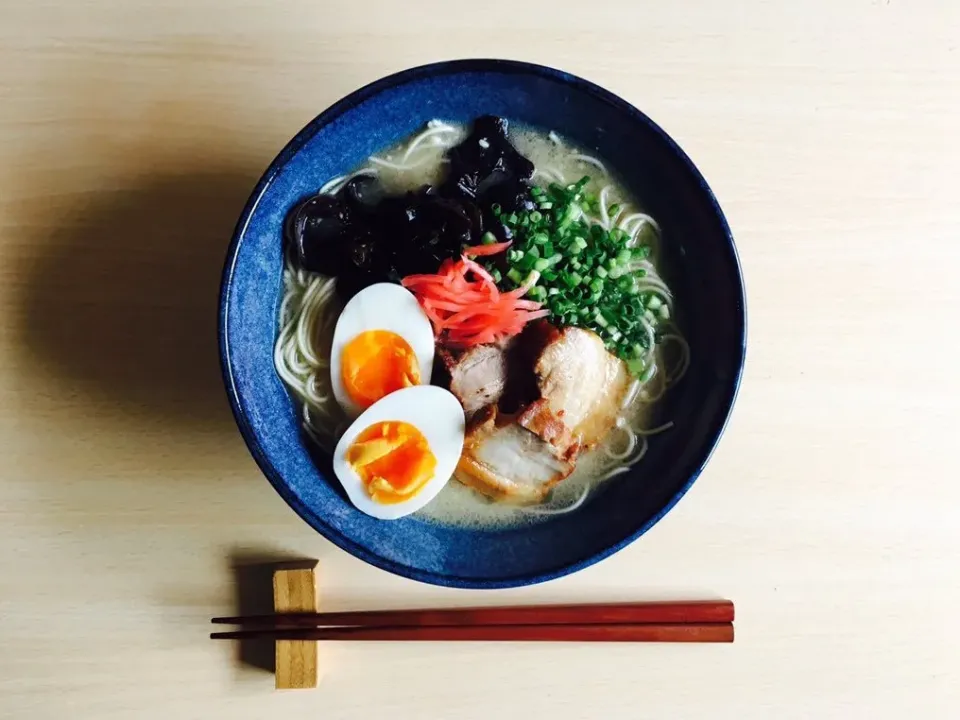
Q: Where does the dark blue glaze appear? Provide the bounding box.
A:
[219,59,746,588]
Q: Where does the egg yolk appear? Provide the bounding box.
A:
[341,330,421,409]
[346,421,437,504]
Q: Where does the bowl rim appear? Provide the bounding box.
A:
[219,58,747,588]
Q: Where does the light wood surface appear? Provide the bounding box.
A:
[1,1,958,718]
[273,562,320,689]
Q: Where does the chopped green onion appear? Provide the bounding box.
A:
[482,231,498,245]
[494,183,671,367]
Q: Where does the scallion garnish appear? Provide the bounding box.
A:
[482,176,665,375]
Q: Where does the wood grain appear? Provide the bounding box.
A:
[272,562,320,689]
[0,0,958,718]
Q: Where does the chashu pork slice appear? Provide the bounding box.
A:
[455,405,577,504]
[437,343,510,416]
[528,324,632,451]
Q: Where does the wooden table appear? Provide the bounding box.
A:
[2,1,957,717]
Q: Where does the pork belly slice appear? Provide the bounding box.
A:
[515,398,578,454]
[532,324,632,450]
[455,405,576,504]
[437,343,510,416]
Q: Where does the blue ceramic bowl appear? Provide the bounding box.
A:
[219,59,746,588]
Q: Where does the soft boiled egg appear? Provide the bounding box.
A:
[332,385,465,520]
[330,283,435,418]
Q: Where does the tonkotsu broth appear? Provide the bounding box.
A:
[277,121,679,529]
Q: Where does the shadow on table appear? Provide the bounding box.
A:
[228,549,317,675]
[17,166,260,433]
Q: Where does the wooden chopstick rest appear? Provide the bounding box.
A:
[272,561,320,690]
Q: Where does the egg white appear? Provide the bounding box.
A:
[332,385,465,520]
[329,283,435,418]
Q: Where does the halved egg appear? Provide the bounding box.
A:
[330,283,435,418]
[332,385,465,520]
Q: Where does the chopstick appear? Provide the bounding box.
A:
[211,622,733,643]
[211,600,734,630]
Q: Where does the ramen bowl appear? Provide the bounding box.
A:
[219,59,746,588]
